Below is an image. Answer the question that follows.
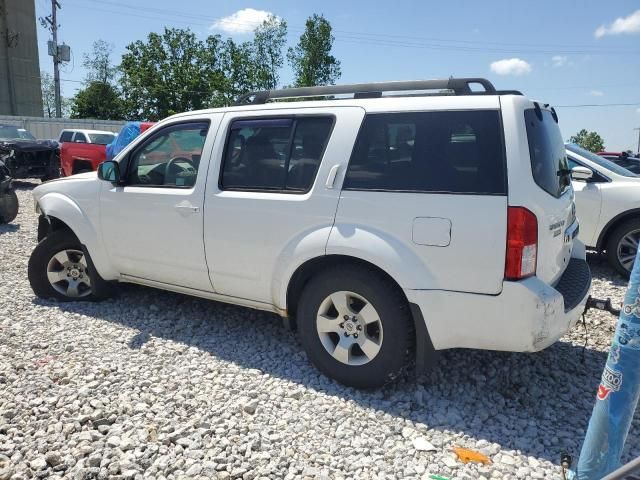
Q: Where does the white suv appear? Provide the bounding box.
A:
[28,78,591,388]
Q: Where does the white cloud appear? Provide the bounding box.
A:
[551,55,568,67]
[588,90,604,97]
[211,8,274,34]
[595,9,640,38]
[489,58,532,76]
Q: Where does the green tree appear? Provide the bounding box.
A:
[252,15,287,90]
[41,71,71,118]
[569,129,605,153]
[287,14,341,87]
[119,28,227,120]
[70,82,125,119]
[83,39,118,85]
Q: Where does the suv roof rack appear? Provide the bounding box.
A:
[234,78,522,105]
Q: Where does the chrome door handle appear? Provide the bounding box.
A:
[326,164,340,188]
[174,204,200,213]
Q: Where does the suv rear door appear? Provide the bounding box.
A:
[203,106,365,306]
[328,103,508,294]
[501,96,576,285]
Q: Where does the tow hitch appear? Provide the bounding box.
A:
[584,296,621,317]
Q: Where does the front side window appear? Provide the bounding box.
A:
[344,110,506,194]
[73,133,88,143]
[220,116,333,192]
[127,121,209,187]
[59,131,73,142]
[525,109,570,197]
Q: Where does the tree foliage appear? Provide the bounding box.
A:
[570,129,605,153]
[287,14,341,87]
[70,82,125,120]
[119,28,227,120]
[41,71,71,118]
[83,40,118,85]
[253,15,288,90]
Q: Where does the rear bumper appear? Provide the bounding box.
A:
[405,246,591,352]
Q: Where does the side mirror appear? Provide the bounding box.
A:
[571,166,593,181]
[97,161,120,183]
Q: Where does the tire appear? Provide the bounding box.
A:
[296,265,413,388]
[606,218,640,277]
[28,230,96,301]
[0,190,18,224]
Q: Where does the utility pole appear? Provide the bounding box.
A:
[50,0,61,117]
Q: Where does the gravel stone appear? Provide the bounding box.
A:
[1,182,639,480]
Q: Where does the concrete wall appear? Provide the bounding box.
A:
[0,115,126,140]
[0,0,43,116]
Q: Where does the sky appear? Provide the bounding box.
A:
[34,0,640,151]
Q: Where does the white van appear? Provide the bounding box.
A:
[29,78,591,388]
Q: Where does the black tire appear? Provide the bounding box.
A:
[0,190,18,224]
[28,230,96,301]
[606,218,640,277]
[296,265,413,388]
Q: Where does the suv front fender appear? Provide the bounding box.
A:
[36,192,117,280]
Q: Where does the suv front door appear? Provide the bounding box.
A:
[100,116,222,291]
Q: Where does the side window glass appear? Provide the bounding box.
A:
[127,122,209,187]
[74,133,88,143]
[344,111,506,194]
[60,131,73,142]
[221,117,333,192]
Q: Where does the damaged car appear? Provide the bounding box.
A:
[0,124,60,181]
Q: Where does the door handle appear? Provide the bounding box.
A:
[326,164,340,188]
[174,204,200,213]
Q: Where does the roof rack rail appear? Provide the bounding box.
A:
[234,77,512,105]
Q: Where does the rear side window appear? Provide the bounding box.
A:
[344,110,506,194]
[59,131,73,142]
[220,117,333,192]
[525,109,570,197]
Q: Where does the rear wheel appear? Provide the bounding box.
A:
[296,266,413,388]
[606,218,640,277]
[0,190,18,223]
[28,230,95,301]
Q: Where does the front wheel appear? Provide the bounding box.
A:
[296,266,413,388]
[28,230,95,301]
[0,190,18,223]
[606,218,640,277]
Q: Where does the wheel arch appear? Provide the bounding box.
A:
[285,254,436,374]
[596,208,640,251]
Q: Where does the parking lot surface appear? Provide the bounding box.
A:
[1,182,638,480]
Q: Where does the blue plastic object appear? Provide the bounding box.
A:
[574,250,640,479]
[106,122,142,161]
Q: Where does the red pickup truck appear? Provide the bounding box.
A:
[59,129,116,176]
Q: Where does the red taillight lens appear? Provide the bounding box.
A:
[505,206,538,280]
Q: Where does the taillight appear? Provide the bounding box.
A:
[505,206,538,280]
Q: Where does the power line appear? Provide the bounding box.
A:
[63,0,640,56]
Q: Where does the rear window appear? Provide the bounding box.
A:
[88,133,115,145]
[524,109,570,198]
[344,110,506,194]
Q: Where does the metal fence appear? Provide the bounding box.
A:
[0,115,126,141]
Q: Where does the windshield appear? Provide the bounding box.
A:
[0,125,23,140]
[88,133,116,145]
[17,129,36,140]
[566,143,638,177]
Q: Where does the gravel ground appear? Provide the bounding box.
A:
[1,181,638,480]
